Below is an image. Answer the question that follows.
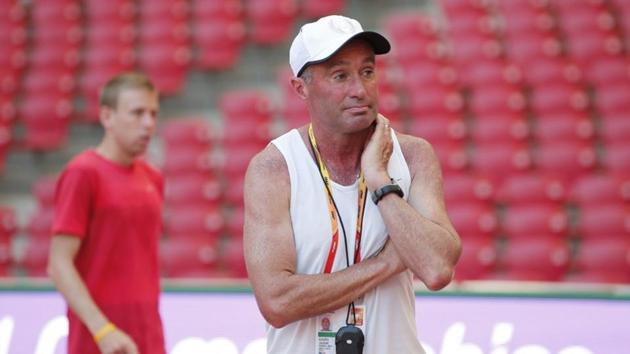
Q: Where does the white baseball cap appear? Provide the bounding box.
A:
[289,15,391,77]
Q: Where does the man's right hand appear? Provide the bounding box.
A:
[98,329,138,354]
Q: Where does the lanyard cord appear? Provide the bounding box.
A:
[308,124,367,325]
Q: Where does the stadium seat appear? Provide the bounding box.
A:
[407,84,464,119]
[502,204,569,240]
[520,57,583,87]
[225,206,244,239]
[534,142,597,183]
[465,60,522,88]
[454,237,496,281]
[407,117,466,144]
[20,237,50,277]
[564,33,623,71]
[601,143,630,175]
[139,44,191,95]
[594,81,630,117]
[600,117,630,145]
[496,174,566,206]
[575,203,630,240]
[530,82,589,116]
[469,82,526,118]
[220,144,261,179]
[399,61,458,91]
[32,175,58,208]
[193,18,245,70]
[532,111,594,144]
[160,118,214,150]
[443,173,494,205]
[246,0,297,44]
[431,141,469,175]
[446,202,498,240]
[470,142,532,184]
[162,148,214,178]
[584,53,630,87]
[569,238,630,284]
[221,238,247,278]
[160,237,219,278]
[504,32,563,69]
[301,0,345,18]
[25,207,54,240]
[569,173,630,206]
[163,206,223,239]
[0,206,16,240]
[219,90,272,122]
[469,113,529,145]
[224,175,246,207]
[498,238,570,282]
[164,174,221,209]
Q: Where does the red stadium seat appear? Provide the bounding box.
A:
[407,84,464,119]
[20,237,50,277]
[139,44,191,95]
[247,0,297,45]
[496,174,566,206]
[301,0,345,18]
[534,142,597,183]
[470,114,529,145]
[160,237,219,278]
[602,143,630,175]
[569,239,630,284]
[454,237,496,281]
[502,204,569,240]
[431,141,469,175]
[162,148,214,178]
[0,206,16,240]
[576,203,630,240]
[465,60,522,88]
[504,32,563,69]
[570,173,630,205]
[225,206,245,239]
[600,117,630,145]
[221,238,247,278]
[530,82,589,116]
[224,175,246,207]
[164,174,221,208]
[594,81,630,117]
[522,57,583,87]
[163,206,223,239]
[498,238,570,281]
[584,54,630,87]
[532,111,594,144]
[32,175,58,208]
[470,142,532,184]
[407,117,466,144]
[447,202,498,239]
[443,174,494,205]
[25,207,54,240]
[469,82,526,117]
[399,62,458,91]
[160,118,214,150]
[564,33,623,71]
[219,90,272,122]
[220,144,261,179]
[194,18,245,70]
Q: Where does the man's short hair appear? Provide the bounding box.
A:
[99,72,156,109]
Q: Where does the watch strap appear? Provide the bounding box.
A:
[372,181,404,205]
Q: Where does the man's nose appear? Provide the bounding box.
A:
[348,74,367,99]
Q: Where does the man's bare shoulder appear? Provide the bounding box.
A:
[245,144,290,187]
[395,132,439,172]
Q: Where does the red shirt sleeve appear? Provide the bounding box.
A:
[51,166,95,239]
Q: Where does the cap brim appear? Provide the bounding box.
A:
[297,31,391,77]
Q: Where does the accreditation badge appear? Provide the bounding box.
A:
[316,305,367,354]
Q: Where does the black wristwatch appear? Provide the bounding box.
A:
[371,180,404,205]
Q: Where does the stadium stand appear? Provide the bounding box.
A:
[1,0,630,286]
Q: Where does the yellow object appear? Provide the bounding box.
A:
[93,322,116,344]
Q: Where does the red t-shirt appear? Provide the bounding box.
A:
[52,150,166,354]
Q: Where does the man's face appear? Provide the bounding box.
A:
[103,88,159,158]
[303,40,379,133]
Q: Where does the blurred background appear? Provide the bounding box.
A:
[1,0,630,287]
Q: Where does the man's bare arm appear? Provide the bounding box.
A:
[48,236,138,354]
[361,116,461,290]
[244,145,405,328]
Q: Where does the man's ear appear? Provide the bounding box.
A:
[99,106,113,128]
[290,77,308,100]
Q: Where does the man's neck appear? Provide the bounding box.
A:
[95,139,134,166]
[302,124,371,185]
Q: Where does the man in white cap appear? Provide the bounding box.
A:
[244,15,461,353]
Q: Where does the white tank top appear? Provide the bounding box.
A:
[268,128,425,354]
